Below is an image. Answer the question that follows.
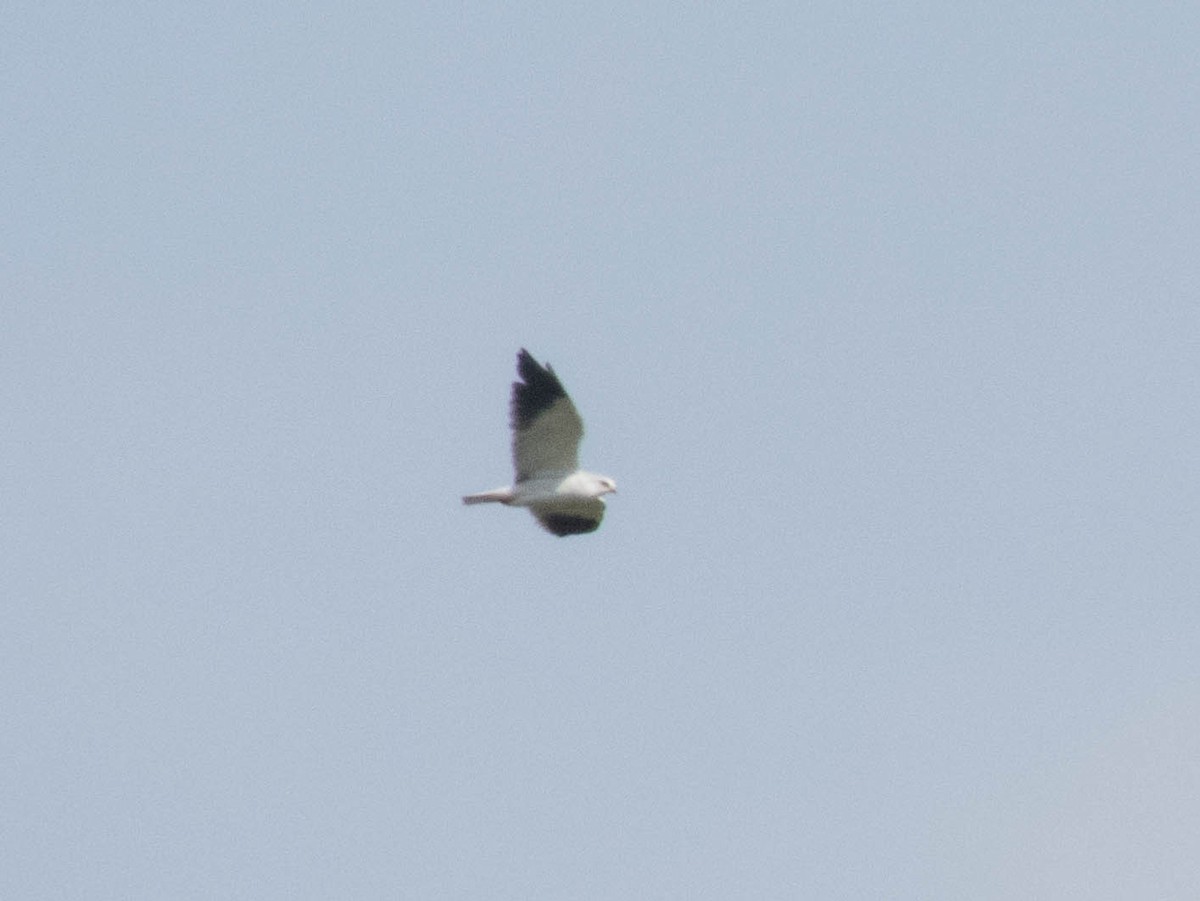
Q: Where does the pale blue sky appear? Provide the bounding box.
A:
[4,3,1199,898]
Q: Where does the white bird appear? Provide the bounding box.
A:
[463,349,617,536]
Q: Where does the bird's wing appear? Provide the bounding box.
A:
[529,497,605,537]
[510,349,584,481]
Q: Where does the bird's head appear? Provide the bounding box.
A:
[596,477,617,496]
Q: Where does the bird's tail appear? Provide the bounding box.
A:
[462,487,513,505]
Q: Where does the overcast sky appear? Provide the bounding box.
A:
[5,3,1199,898]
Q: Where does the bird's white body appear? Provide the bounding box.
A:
[463,471,616,507]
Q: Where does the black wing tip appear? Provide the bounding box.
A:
[538,513,602,536]
[516,347,556,378]
[511,348,568,430]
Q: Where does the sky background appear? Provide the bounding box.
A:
[4,3,1199,898]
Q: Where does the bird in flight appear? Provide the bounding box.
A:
[463,349,617,536]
